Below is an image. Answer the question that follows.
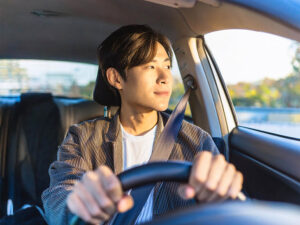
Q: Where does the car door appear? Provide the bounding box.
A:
[193,0,300,205]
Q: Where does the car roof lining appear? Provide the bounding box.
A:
[224,0,300,31]
[1,0,300,64]
[184,1,300,41]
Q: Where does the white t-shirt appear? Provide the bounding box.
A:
[121,124,157,224]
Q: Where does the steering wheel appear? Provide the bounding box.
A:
[72,161,300,225]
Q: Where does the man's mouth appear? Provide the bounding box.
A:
[154,91,170,96]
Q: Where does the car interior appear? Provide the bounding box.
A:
[0,0,300,224]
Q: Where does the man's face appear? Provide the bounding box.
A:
[120,42,173,112]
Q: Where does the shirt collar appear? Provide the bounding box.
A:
[104,110,167,143]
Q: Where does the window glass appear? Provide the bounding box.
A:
[0,60,98,98]
[0,58,191,116]
[169,54,192,117]
[205,29,300,138]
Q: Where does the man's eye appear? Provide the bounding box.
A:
[166,65,171,69]
[147,65,155,69]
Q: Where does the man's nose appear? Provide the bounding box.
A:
[157,68,171,85]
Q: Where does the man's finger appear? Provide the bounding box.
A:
[83,171,116,216]
[117,194,134,213]
[228,171,243,199]
[189,151,213,193]
[216,163,236,198]
[196,188,214,202]
[74,182,110,221]
[67,192,102,224]
[177,184,195,200]
[205,154,227,192]
[206,163,236,202]
[192,153,226,202]
[67,193,88,219]
[98,166,123,203]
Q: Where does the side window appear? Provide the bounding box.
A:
[169,52,192,117]
[205,29,300,139]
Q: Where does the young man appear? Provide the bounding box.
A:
[42,24,243,225]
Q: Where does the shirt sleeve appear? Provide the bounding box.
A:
[41,125,90,225]
[201,132,220,155]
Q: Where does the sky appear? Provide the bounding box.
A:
[205,29,296,85]
[16,29,297,86]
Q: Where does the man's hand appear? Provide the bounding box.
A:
[178,151,243,203]
[67,166,134,225]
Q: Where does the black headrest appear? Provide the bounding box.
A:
[20,93,53,106]
[93,68,121,106]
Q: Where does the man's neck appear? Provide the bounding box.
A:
[119,106,158,136]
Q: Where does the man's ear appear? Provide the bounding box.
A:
[106,68,123,90]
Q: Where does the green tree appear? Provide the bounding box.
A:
[275,43,300,107]
[0,60,28,93]
[79,81,96,99]
[228,42,300,108]
[169,77,191,116]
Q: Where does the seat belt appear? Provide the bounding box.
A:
[112,77,194,225]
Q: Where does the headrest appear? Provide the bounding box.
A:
[20,93,53,106]
[93,68,121,106]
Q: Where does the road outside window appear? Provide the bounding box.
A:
[205,29,300,139]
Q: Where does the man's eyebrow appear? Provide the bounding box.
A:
[150,58,170,62]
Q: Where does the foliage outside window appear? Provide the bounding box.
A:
[205,30,300,139]
[169,77,192,116]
